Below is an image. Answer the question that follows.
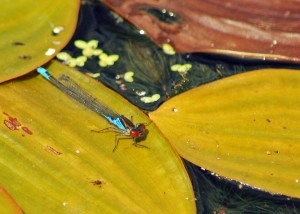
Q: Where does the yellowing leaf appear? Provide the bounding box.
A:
[149,69,300,198]
[0,186,23,214]
[0,61,195,213]
[0,0,80,83]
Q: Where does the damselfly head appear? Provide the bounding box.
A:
[130,124,146,138]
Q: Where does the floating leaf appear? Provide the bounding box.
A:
[74,40,103,57]
[149,69,300,198]
[141,94,161,104]
[162,43,176,55]
[0,186,23,213]
[0,0,80,83]
[75,40,98,49]
[0,61,195,213]
[57,52,87,67]
[99,53,119,67]
[171,64,192,74]
[124,71,134,82]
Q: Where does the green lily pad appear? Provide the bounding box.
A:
[150,69,300,198]
[0,0,80,83]
[0,61,195,213]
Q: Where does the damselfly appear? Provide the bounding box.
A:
[37,67,149,151]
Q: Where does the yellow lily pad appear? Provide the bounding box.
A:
[149,69,300,198]
[0,61,195,213]
[0,0,80,83]
[0,186,23,213]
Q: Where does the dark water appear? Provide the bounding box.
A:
[58,1,300,213]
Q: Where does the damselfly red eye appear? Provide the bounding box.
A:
[130,124,146,138]
[130,129,140,137]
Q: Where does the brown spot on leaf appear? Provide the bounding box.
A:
[4,120,17,130]
[46,146,62,155]
[91,180,105,188]
[22,127,33,135]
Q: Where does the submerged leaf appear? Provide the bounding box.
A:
[150,69,300,198]
[0,61,195,213]
[102,0,300,63]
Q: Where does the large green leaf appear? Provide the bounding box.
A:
[0,0,80,83]
[150,69,300,198]
[0,61,195,213]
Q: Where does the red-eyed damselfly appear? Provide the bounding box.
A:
[37,67,149,152]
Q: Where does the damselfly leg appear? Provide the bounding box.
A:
[113,135,150,152]
[92,126,150,152]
